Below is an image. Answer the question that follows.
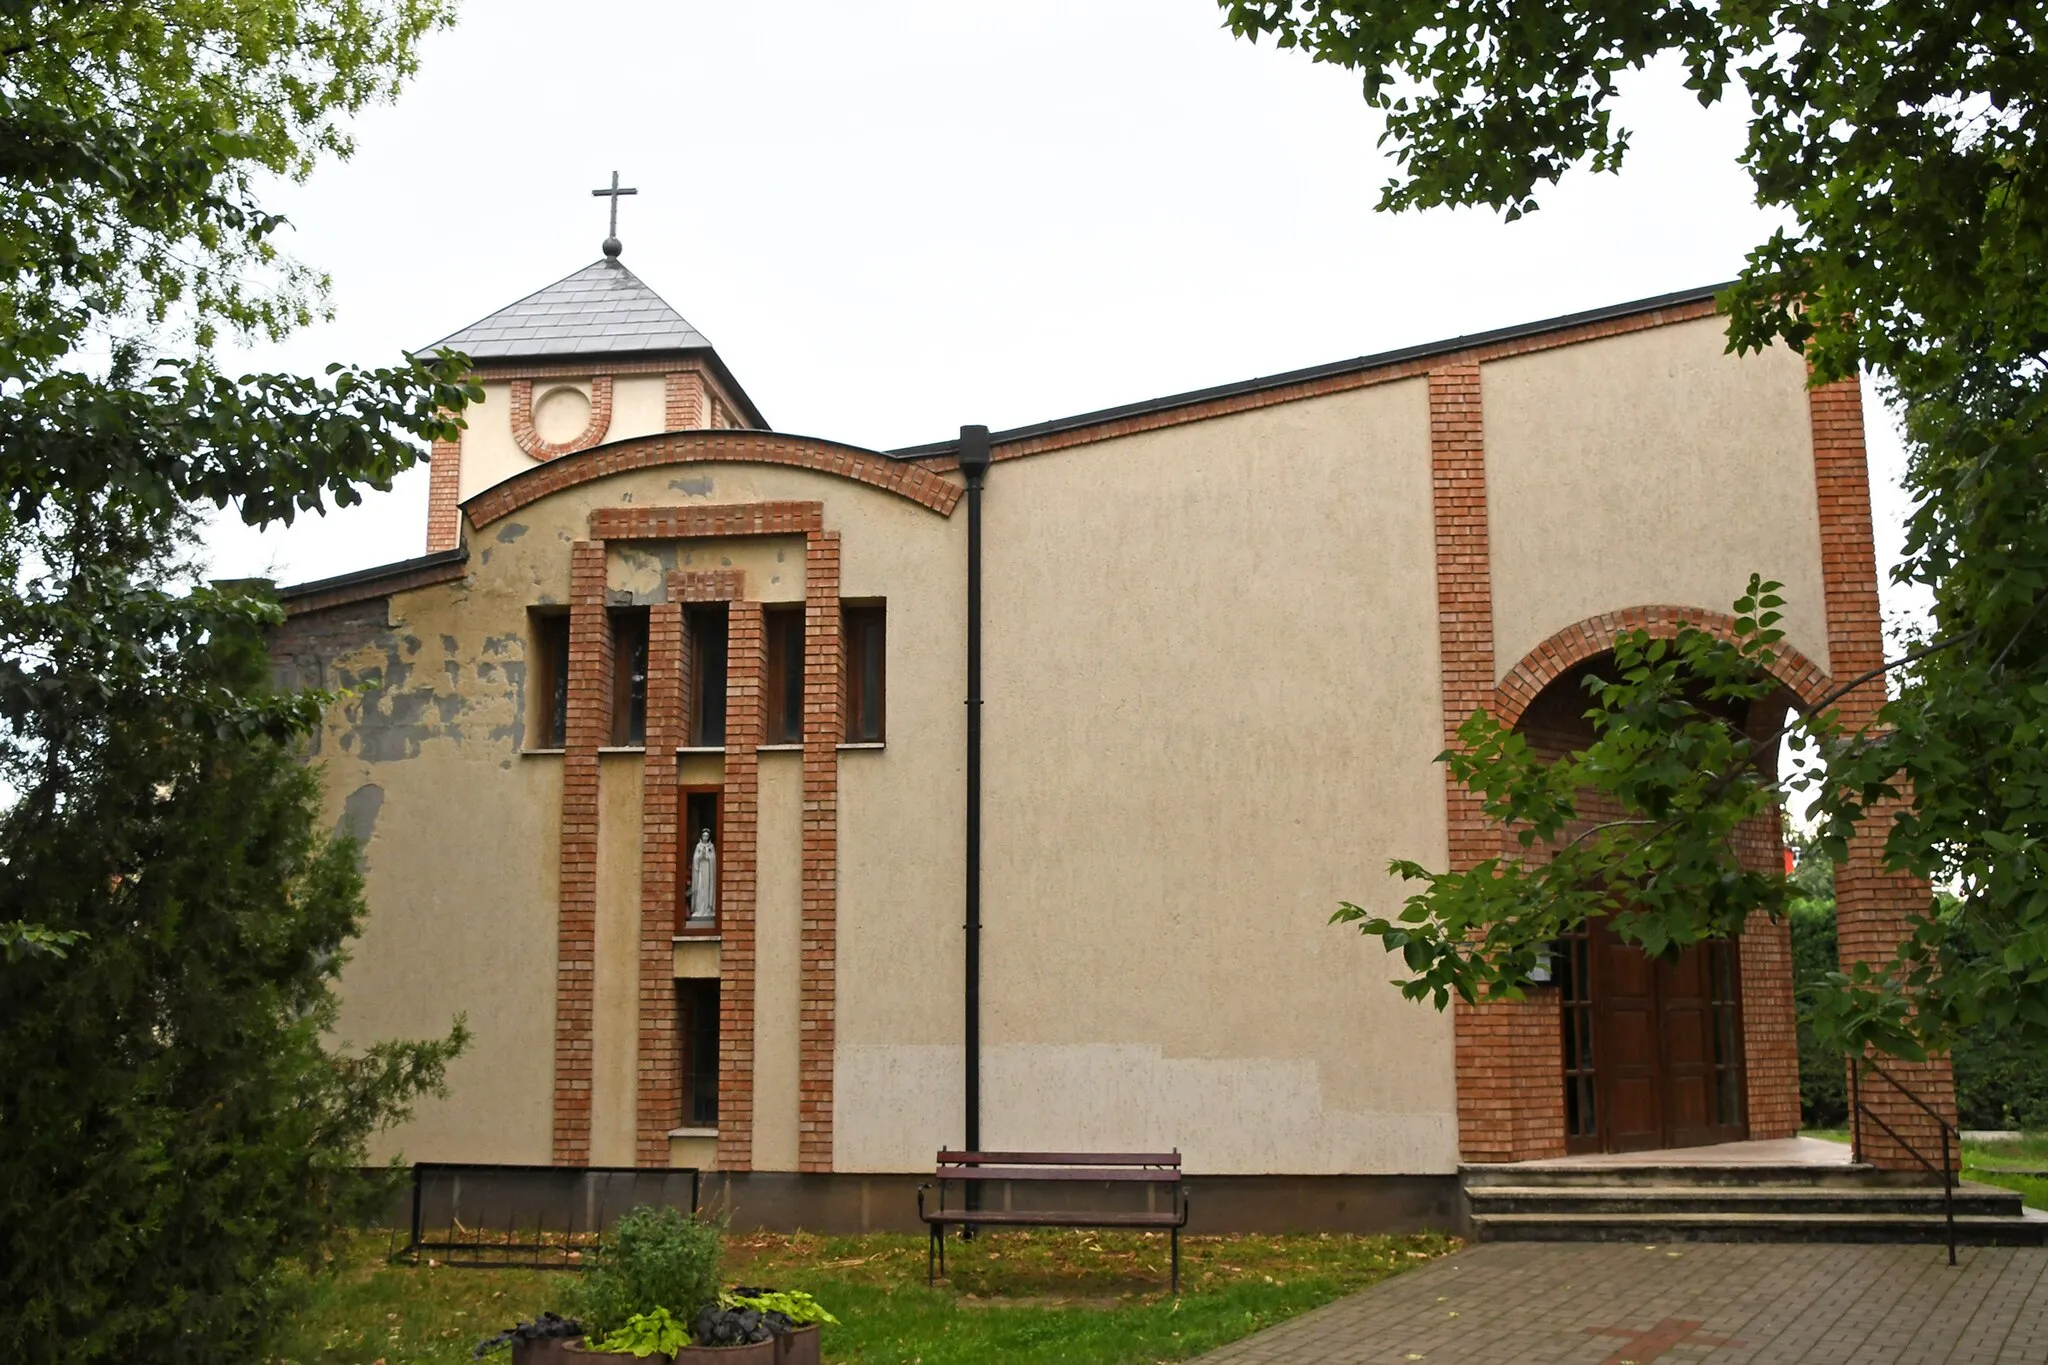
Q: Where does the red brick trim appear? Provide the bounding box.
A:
[555,540,612,1166]
[463,432,961,528]
[1428,364,1563,1163]
[426,437,463,552]
[716,600,766,1172]
[636,600,685,1167]
[673,569,747,602]
[593,502,823,542]
[1493,607,1832,730]
[798,530,842,1171]
[666,371,705,431]
[908,298,1724,472]
[1809,377,1956,1170]
[511,377,614,460]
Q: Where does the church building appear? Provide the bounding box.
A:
[270,228,1943,1230]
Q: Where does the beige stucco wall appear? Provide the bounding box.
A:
[837,379,1462,1176]
[296,585,563,1166]
[455,376,676,504]
[312,308,1833,1180]
[752,754,804,1171]
[591,754,644,1167]
[1484,318,1830,677]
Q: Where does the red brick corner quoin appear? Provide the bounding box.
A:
[463,432,961,529]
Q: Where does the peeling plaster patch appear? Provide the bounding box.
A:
[335,783,385,861]
[401,635,422,656]
[483,634,521,656]
[719,556,732,567]
[441,634,459,654]
[478,661,500,682]
[495,522,529,543]
[480,549,492,567]
[444,661,461,687]
[775,547,786,563]
[669,475,714,496]
[491,660,527,750]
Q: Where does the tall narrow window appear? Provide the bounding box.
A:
[686,605,728,746]
[677,979,720,1127]
[1557,923,1597,1150]
[531,610,571,749]
[842,602,886,743]
[609,607,650,747]
[763,605,805,744]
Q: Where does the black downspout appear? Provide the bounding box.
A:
[959,424,990,1179]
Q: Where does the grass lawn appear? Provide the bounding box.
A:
[1803,1128,2048,1210]
[265,1227,1458,1365]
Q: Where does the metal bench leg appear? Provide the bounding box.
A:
[1171,1226,1180,1296]
[938,1223,947,1278]
[927,1224,936,1286]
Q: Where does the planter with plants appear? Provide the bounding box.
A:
[473,1312,588,1365]
[719,1290,837,1365]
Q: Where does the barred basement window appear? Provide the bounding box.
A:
[530,610,570,749]
[609,607,650,746]
[842,602,885,743]
[764,604,804,745]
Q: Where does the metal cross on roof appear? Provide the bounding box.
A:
[592,170,638,259]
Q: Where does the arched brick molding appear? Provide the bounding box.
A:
[1493,606,1833,730]
[511,377,615,460]
[1489,604,1829,1150]
[464,431,961,528]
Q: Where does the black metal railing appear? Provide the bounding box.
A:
[397,1163,701,1270]
[1850,1055,1959,1266]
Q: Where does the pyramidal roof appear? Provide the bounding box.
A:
[429,258,714,360]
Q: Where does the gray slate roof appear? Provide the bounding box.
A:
[429,259,713,359]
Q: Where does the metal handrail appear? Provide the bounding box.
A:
[1851,1055,1958,1266]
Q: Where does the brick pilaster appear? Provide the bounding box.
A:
[636,601,685,1166]
[1431,363,1567,1163]
[715,600,765,1171]
[1810,377,1957,1171]
[665,371,706,430]
[799,531,843,1171]
[426,436,462,552]
[554,540,612,1165]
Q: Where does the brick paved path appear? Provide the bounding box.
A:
[1195,1243,2048,1365]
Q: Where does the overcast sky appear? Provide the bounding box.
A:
[202,0,1915,635]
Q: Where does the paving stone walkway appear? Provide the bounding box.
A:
[1195,1243,2048,1365]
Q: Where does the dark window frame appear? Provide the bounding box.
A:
[842,601,886,744]
[530,609,572,749]
[609,606,650,747]
[677,978,720,1129]
[763,604,805,745]
[686,605,729,747]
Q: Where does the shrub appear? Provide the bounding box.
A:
[568,1206,723,1336]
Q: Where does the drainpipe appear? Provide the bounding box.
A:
[958,424,990,1167]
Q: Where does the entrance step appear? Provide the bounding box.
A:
[1462,1165,2048,1246]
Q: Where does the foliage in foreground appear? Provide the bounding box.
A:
[1225,0,2048,1061]
[566,1206,726,1339]
[267,1228,1454,1365]
[1,2,479,1362]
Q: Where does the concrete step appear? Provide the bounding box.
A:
[1468,1181,2026,1219]
[1460,1162,1899,1190]
[1471,1209,2048,1246]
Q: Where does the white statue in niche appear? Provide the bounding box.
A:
[687,828,718,926]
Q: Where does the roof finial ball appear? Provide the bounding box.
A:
[592,170,637,261]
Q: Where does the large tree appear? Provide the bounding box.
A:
[1220,1,2048,1057]
[0,3,476,1359]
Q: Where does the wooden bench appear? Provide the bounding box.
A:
[916,1150,1191,1292]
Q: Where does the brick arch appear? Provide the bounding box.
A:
[463,430,962,529]
[1492,605,1833,731]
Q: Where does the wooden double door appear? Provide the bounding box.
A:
[1558,919,1748,1153]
